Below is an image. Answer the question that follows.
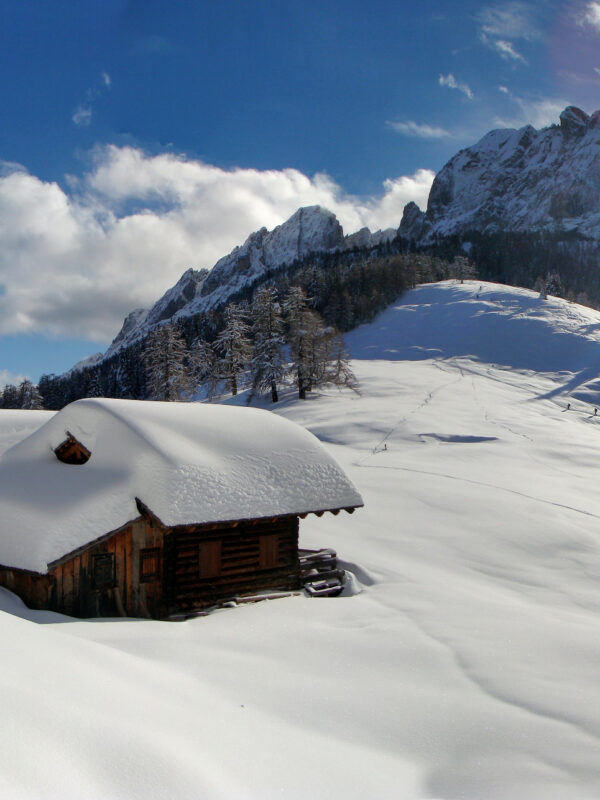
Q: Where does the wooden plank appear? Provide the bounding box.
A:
[125,525,133,615]
[259,534,279,568]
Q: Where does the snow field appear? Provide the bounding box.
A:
[2,281,600,798]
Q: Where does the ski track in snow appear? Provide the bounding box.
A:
[359,363,464,461]
[357,461,600,522]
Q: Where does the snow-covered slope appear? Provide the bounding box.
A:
[3,281,600,799]
[400,106,600,241]
[103,205,395,359]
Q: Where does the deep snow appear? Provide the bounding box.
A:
[0,399,361,572]
[2,281,600,799]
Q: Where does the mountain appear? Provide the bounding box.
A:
[111,105,600,362]
[400,106,600,243]
[54,105,600,397]
[104,205,395,359]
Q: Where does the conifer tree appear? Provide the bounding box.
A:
[450,255,477,283]
[143,322,192,401]
[250,286,285,402]
[0,384,19,409]
[214,304,251,396]
[323,330,359,394]
[191,338,219,399]
[86,370,104,398]
[283,286,313,399]
[17,379,45,409]
[284,286,357,399]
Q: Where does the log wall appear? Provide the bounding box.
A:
[164,516,300,614]
[1,514,301,619]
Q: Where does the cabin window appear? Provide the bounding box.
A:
[259,534,280,568]
[140,548,161,582]
[198,540,221,579]
[92,553,115,589]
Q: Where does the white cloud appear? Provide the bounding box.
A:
[72,72,111,127]
[494,38,527,62]
[499,84,510,94]
[439,73,474,100]
[594,66,600,76]
[478,3,537,64]
[493,95,569,129]
[577,2,600,31]
[479,3,539,40]
[72,106,92,127]
[0,150,434,342]
[0,369,26,388]
[387,120,452,138]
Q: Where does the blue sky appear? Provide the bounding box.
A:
[1,0,600,383]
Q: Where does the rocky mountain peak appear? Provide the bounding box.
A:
[102,205,363,359]
[402,106,600,242]
[399,201,428,241]
[560,106,589,137]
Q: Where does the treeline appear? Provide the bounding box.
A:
[10,248,473,409]
[426,230,600,308]
[143,285,357,404]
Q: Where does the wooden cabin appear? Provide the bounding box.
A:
[0,399,363,619]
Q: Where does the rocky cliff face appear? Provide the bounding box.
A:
[401,106,600,242]
[103,205,394,359]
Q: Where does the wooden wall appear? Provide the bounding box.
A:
[164,516,300,614]
[0,567,53,610]
[47,516,165,618]
[1,514,301,619]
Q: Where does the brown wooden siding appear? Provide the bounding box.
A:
[45,516,166,619]
[1,514,301,619]
[0,566,53,610]
[164,517,300,613]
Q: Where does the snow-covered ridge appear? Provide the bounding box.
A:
[99,206,396,362]
[400,105,600,242]
[346,280,600,401]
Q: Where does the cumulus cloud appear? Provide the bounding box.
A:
[0,149,434,342]
[439,73,474,99]
[387,120,452,138]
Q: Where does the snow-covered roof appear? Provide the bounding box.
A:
[0,398,363,573]
[0,409,56,457]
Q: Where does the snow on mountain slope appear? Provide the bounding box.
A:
[401,106,600,241]
[3,281,600,799]
[104,205,394,359]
